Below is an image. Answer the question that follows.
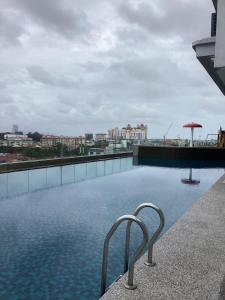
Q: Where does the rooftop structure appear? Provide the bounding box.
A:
[193,0,225,94]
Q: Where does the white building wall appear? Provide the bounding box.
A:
[215,0,225,68]
[120,125,147,140]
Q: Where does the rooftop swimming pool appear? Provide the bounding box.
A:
[0,157,224,300]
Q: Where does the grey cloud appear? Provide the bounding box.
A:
[0,10,26,45]
[6,0,91,40]
[117,28,148,45]
[0,81,6,89]
[0,0,223,137]
[0,94,15,104]
[117,0,212,41]
[106,56,192,96]
[27,66,54,85]
[81,62,107,73]
[199,96,225,116]
[0,75,27,89]
[109,58,164,83]
[27,66,80,88]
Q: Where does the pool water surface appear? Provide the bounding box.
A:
[0,158,224,300]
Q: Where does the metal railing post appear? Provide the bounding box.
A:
[100,214,148,296]
[124,203,165,273]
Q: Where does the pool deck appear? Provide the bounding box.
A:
[101,173,225,300]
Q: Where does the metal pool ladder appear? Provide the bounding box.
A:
[100,215,148,296]
[100,203,165,297]
[124,203,165,272]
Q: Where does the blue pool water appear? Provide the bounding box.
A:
[0,158,224,300]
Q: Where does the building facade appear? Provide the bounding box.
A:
[108,128,120,140]
[120,124,148,140]
[95,133,107,141]
[85,133,94,141]
[1,134,33,147]
[41,135,85,150]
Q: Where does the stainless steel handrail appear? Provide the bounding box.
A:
[100,214,148,296]
[124,203,165,273]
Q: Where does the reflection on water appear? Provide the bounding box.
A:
[181,169,200,185]
[0,158,133,200]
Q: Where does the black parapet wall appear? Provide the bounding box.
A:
[134,146,225,168]
[0,152,133,174]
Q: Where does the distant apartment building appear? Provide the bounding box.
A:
[120,124,148,140]
[95,133,107,141]
[85,133,94,141]
[41,135,85,150]
[108,127,120,140]
[1,134,33,147]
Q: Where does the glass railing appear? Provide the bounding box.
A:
[0,157,133,200]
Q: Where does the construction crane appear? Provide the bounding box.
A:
[163,121,174,142]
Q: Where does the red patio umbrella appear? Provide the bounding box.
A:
[183,122,202,147]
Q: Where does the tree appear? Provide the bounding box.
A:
[28,132,42,142]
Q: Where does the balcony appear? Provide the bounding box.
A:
[193,0,225,95]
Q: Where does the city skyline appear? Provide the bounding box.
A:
[0,0,224,140]
[0,120,220,140]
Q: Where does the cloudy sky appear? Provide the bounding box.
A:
[0,0,223,139]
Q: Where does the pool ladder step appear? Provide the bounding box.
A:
[100,203,165,297]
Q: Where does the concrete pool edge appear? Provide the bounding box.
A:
[100,173,225,300]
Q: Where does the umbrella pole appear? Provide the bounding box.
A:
[190,128,194,147]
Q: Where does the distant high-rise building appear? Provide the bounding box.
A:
[108,127,120,140]
[12,124,18,134]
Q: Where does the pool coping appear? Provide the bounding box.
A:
[100,172,225,300]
